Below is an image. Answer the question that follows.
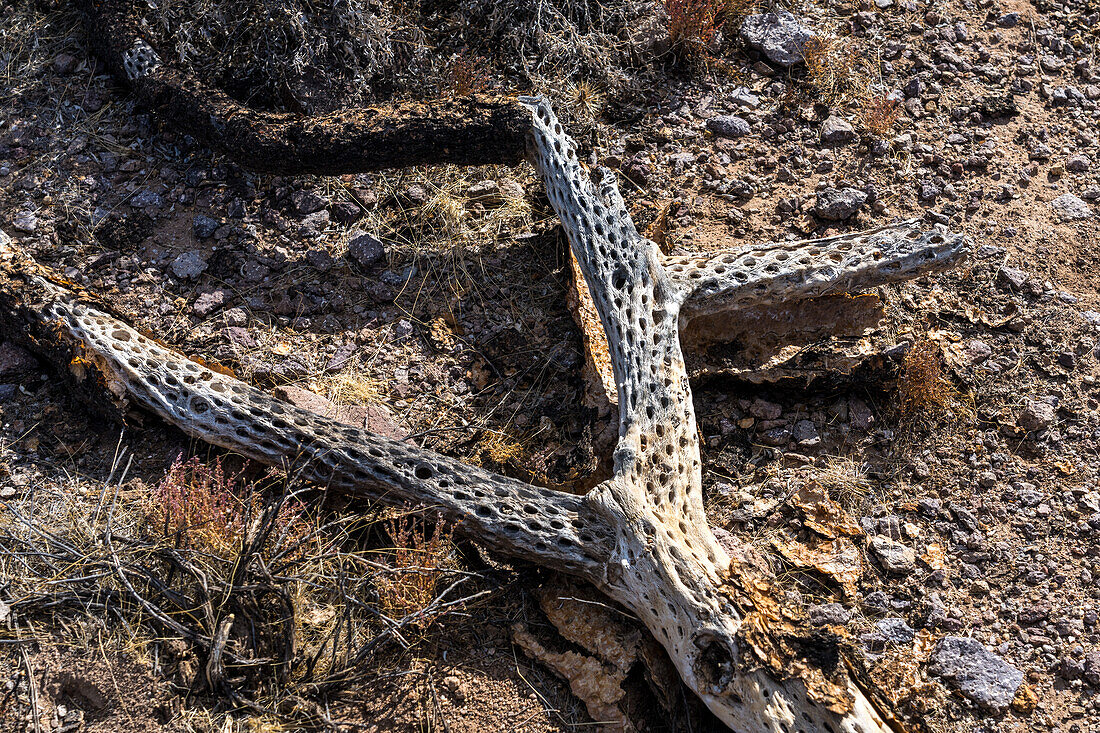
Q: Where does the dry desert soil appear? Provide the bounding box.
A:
[1,0,1099,732]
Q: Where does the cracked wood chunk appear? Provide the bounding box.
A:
[512,574,680,732]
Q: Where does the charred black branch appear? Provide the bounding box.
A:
[76,0,530,174]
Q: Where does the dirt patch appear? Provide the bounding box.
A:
[0,646,166,733]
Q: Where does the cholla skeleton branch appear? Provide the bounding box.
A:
[0,99,968,732]
[520,97,956,731]
[667,222,971,320]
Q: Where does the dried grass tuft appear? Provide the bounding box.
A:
[374,509,458,628]
[898,338,955,415]
[0,452,488,730]
[477,429,530,470]
[317,358,385,407]
[566,80,606,120]
[811,457,874,507]
[802,35,861,106]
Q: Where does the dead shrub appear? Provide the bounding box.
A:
[374,510,458,627]
[444,51,492,96]
[4,455,486,730]
[802,35,860,104]
[898,339,955,414]
[858,92,902,138]
[664,0,725,55]
[145,0,422,110]
[720,0,759,27]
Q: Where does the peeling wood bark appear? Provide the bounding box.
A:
[512,572,685,730]
[0,251,129,424]
[566,221,969,433]
[682,294,891,387]
[75,0,529,174]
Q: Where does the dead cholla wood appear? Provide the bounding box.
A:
[570,222,968,402]
[522,97,948,732]
[0,98,969,731]
[667,222,967,319]
[0,254,614,581]
[76,0,529,173]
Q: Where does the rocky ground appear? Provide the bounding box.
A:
[1,0,1099,731]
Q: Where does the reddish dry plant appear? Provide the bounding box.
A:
[665,0,725,53]
[898,338,955,414]
[859,93,902,138]
[375,511,457,627]
[147,455,309,557]
[802,35,860,104]
[444,51,491,96]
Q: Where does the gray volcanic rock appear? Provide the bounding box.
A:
[739,11,816,67]
[877,617,916,644]
[706,115,751,139]
[809,603,852,626]
[1018,399,1056,432]
[12,212,37,234]
[347,230,386,268]
[192,214,219,239]
[170,250,208,279]
[814,187,867,220]
[1052,193,1093,221]
[0,342,38,380]
[929,636,1024,712]
[820,116,856,145]
[870,536,916,573]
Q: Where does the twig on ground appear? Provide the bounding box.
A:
[20,646,42,733]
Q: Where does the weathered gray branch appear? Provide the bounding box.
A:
[0,98,971,731]
[523,97,904,732]
[667,221,968,322]
[0,253,615,581]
